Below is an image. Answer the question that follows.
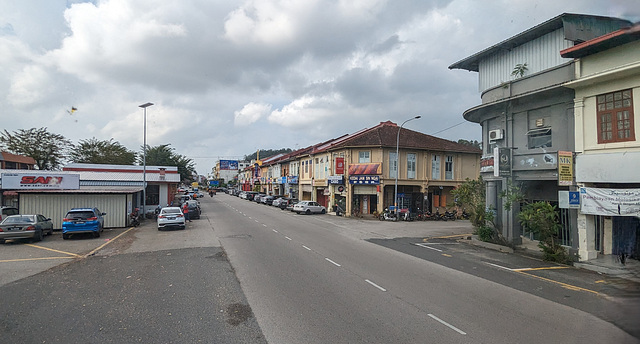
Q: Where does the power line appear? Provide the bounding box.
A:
[430,121,469,135]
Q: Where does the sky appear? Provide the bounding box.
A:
[1,0,638,175]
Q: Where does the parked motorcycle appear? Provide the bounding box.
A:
[460,208,470,220]
[444,209,457,221]
[379,208,397,221]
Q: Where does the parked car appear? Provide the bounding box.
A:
[285,199,299,211]
[0,214,53,243]
[272,197,286,207]
[293,201,326,215]
[157,207,186,230]
[254,193,266,203]
[185,200,201,219]
[62,208,106,239]
[262,195,275,205]
[0,206,19,222]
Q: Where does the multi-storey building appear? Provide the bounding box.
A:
[449,13,631,247]
[561,23,640,261]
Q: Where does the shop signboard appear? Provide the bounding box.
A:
[494,147,511,177]
[580,187,640,216]
[480,155,494,173]
[328,175,344,184]
[2,172,80,189]
[335,157,344,174]
[287,176,299,184]
[558,151,573,186]
[348,175,380,184]
[220,160,239,170]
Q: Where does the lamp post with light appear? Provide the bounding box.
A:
[394,115,421,219]
[139,102,154,218]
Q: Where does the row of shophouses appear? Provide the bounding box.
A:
[236,13,640,263]
[237,120,482,218]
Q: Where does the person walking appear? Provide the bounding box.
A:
[182,202,191,222]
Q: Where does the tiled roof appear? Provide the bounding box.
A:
[0,151,36,164]
[330,121,481,154]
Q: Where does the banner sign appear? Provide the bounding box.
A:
[580,187,640,216]
[480,155,494,173]
[348,175,380,184]
[558,151,573,186]
[348,163,381,175]
[328,175,344,184]
[335,157,344,175]
[2,172,80,190]
[220,160,239,170]
[494,147,511,177]
[287,176,299,184]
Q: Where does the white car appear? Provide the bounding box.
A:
[157,207,186,230]
[293,201,326,215]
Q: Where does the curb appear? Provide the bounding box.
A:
[468,235,514,253]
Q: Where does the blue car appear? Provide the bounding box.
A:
[62,208,106,239]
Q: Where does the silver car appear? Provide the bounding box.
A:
[157,207,186,230]
[0,214,54,243]
[293,201,326,215]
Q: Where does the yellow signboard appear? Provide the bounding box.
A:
[558,151,573,186]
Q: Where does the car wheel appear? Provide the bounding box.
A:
[48,228,53,235]
[93,231,101,238]
[306,209,311,215]
[33,229,44,242]
[62,233,69,240]
[321,209,326,214]
[0,239,5,244]
[296,211,301,215]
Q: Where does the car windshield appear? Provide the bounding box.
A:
[2,215,35,223]
[66,211,95,220]
[162,208,182,215]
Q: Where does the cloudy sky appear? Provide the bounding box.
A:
[1,0,638,175]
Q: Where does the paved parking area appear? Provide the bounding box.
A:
[0,227,134,286]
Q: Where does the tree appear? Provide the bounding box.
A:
[69,137,137,165]
[0,128,71,170]
[142,144,196,183]
[456,139,481,150]
[518,201,570,263]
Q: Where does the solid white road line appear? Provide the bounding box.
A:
[427,314,466,335]
[325,258,341,267]
[485,262,513,271]
[365,279,387,292]
[414,243,443,252]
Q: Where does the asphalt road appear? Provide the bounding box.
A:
[0,203,266,344]
[1,194,638,343]
[213,194,640,344]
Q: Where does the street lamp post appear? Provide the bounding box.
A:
[394,115,421,220]
[139,102,154,218]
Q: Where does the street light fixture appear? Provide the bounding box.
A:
[394,115,421,220]
[139,102,154,218]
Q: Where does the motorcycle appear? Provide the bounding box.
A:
[379,208,397,221]
[460,208,470,220]
[129,209,141,227]
[444,209,457,221]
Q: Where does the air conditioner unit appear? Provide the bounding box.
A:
[489,129,504,141]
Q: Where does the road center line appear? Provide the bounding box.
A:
[325,258,341,267]
[302,245,311,251]
[428,314,466,335]
[285,236,292,241]
[272,229,278,233]
[262,224,267,227]
[365,279,387,292]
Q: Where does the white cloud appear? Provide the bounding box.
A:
[234,102,272,126]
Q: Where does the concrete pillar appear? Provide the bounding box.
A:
[577,212,598,261]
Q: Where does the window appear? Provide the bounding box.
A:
[407,153,416,179]
[146,184,160,206]
[359,151,370,163]
[527,128,552,149]
[431,155,440,180]
[445,155,453,180]
[389,152,397,178]
[305,160,308,174]
[597,89,635,143]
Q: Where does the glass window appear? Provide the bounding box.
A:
[389,152,397,179]
[528,128,552,149]
[445,155,453,180]
[146,185,160,206]
[359,151,370,163]
[431,155,440,180]
[407,153,416,179]
[597,89,635,143]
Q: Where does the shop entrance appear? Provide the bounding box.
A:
[613,216,640,260]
